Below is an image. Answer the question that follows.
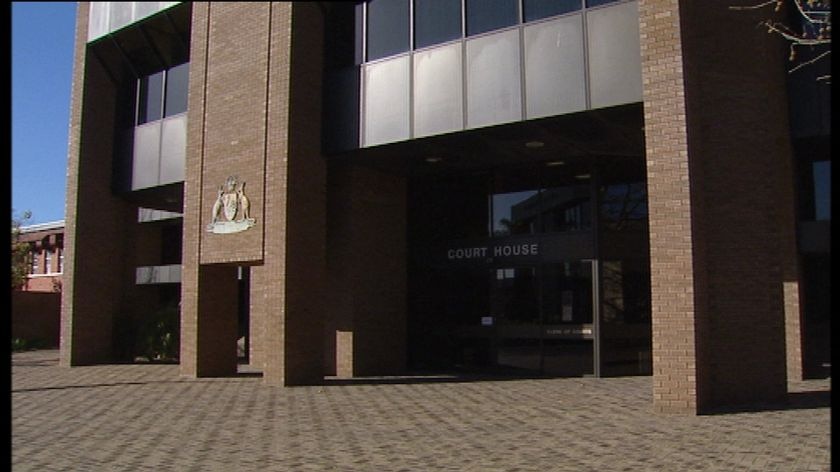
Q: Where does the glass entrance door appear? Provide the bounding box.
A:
[487,261,595,376]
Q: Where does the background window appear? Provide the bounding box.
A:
[45,250,52,274]
[414,0,462,49]
[524,0,580,22]
[586,0,620,7]
[137,70,164,124]
[30,249,39,274]
[164,62,190,117]
[466,0,519,36]
[367,0,410,61]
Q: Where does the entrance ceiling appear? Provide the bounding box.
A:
[330,102,646,177]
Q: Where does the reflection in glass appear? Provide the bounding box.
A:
[138,71,164,125]
[541,186,591,232]
[414,0,462,49]
[599,259,651,376]
[164,62,190,117]
[541,262,592,325]
[599,182,647,231]
[813,161,830,221]
[492,190,539,236]
[466,0,519,36]
[366,0,410,61]
[524,0,581,22]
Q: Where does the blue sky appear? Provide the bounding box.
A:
[12,2,78,225]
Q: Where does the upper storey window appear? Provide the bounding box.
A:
[363,0,622,62]
[366,0,410,61]
[465,0,518,36]
[414,0,462,49]
[137,62,189,125]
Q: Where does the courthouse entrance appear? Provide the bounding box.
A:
[407,158,652,377]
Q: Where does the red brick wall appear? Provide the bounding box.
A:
[13,292,61,347]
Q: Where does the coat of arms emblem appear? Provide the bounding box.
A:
[206,175,256,234]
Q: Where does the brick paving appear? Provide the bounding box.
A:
[12,349,830,471]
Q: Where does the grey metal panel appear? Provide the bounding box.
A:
[159,114,186,185]
[88,2,110,41]
[586,1,642,109]
[524,14,586,119]
[131,121,161,190]
[363,55,411,147]
[466,28,522,129]
[109,2,134,33]
[413,43,464,138]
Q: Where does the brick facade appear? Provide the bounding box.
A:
[639,0,799,413]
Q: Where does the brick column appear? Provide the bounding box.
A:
[326,164,407,377]
[61,2,135,366]
[639,0,796,413]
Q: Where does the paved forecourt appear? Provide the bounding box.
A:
[12,350,830,471]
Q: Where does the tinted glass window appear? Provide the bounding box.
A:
[524,0,581,22]
[138,71,164,124]
[164,62,190,117]
[367,0,410,61]
[466,0,518,36]
[586,0,620,7]
[414,0,462,49]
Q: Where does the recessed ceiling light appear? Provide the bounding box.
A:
[425,157,443,163]
[545,160,565,167]
[525,141,544,148]
[574,173,591,180]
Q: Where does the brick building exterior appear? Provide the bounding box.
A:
[13,221,65,346]
[62,1,829,414]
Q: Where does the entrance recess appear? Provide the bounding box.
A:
[408,159,651,377]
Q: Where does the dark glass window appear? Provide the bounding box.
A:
[813,161,830,220]
[137,70,164,124]
[524,0,581,22]
[466,0,518,36]
[366,0,410,61]
[586,0,620,7]
[164,62,189,117]
[414,0,462,49]
[599,182,648,231]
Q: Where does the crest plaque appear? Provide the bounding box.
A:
[206,175,256,234]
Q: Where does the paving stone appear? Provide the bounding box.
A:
[12,350,830,471]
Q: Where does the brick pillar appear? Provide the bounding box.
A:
[639,1,796,413]
[61,2,135,366]
[326,163,407,377]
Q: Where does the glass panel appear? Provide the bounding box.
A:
[540,185,591,232]
[465,0,519,36]
[414,0,462,49]
[413,43,463,138]
[586,0,621,7]
[599,181,647,231]
[363,56,410,146]
[138,71,164,124]
[492,190,540,236]
[587,1,643,109]
[492,267,541,373]
[164,62,190,117]
[813,161,830,220]
[466,29,522,129]
[599,259,652,376]
[366,0,410,61]
[134,2,162,21]
[159,114,187,184]
[541,261,594,376]
[88,2,110,41]
[109,1,134,32]
[524,15,586,119]
[132,122,161,190]
[524,0,581,22]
